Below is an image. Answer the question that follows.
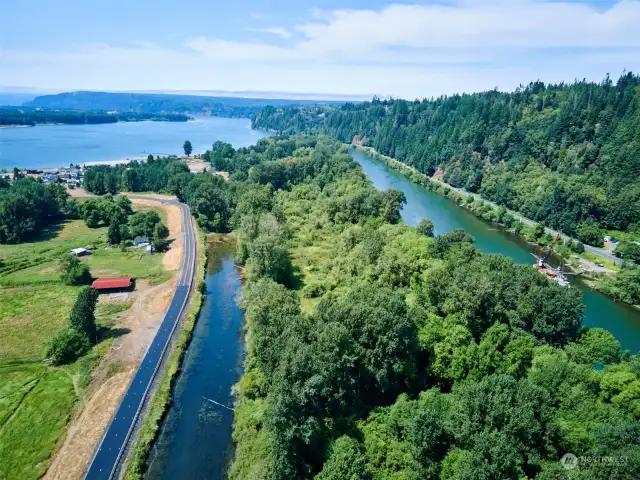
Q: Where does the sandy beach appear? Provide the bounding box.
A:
[82,156,149,167]
[24,153,207,170]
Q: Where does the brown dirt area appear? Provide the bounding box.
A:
[43,198,185,480]
[186,160,209,173]
[66,186,95,198]
[123,192,176,201]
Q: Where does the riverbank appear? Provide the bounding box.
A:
[122,233,229,480]
[351,145,640,306]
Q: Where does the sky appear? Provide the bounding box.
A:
[1,0,640,99]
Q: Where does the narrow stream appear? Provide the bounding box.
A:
[145,239,243,480]
[351,149,640,353]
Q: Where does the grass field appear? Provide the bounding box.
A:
[0,209,170,480]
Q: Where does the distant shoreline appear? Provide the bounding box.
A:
[2,152,206,172]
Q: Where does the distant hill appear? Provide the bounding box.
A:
[25,91,346,118]
[0,93,39,106]
[0,106,189,126]
[252,73,640,242]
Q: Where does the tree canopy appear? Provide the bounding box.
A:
[253,73,640,245]
[227,136,640,480]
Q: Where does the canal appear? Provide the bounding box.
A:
[145,239,243,480]
[351,149,640,354]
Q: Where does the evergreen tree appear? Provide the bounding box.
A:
[183,140,193,156]
[69,287,99,342]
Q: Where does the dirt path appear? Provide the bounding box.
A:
[43,197,185,480]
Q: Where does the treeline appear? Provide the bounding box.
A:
[77,195,169,249]
[84,136,370,234]
[252,73,640,246]
[24,91,344,119]
[227,137,640,479]
[0,107,189,126]
[0,177,79,243]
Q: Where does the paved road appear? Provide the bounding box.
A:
[84,197,197,480]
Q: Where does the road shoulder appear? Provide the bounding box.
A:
[42,197,187,480]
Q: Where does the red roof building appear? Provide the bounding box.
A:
[92,276,132,291]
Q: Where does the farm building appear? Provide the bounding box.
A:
[133,236,149,246]
[71,247,89,256]
[92,276,132,292]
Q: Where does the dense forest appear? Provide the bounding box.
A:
[25,92,345,119]
[82,136,640,477]
[204,137,638,480]
[0,107,188,126]
[83,137,325,232]
[0,177,79,243]
[252,73,640,246]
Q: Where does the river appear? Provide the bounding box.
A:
[0,116,268,170]
[145,240,243,480]
[351,149,640,354]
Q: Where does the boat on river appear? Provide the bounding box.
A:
[534,260,571,287]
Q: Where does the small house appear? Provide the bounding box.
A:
[71,247,89,256]
[92,276,132,292]
[133,236,149,247]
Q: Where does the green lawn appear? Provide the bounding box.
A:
[0,210,171,480]
[0,364,76,480]
[583,251,620,271]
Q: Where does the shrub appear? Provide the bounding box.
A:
[45,329,91,365]
[513,221,524,235]
[576,220,604,247]
[614,241,640,264]
[570,240,585,254]
[58,254,91,285]
[418,218,435,237]
[302,282,326,298]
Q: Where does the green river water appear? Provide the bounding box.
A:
[352,149,640,354]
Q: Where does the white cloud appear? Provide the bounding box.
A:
[295,0,640,55]
[249,12,264,20]
[249,27,292,40]
[3,1,640,97]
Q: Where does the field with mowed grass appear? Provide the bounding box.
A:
[0,209,169,480]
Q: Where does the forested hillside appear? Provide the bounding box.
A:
[165,136,640,480]
[26,92,343,119]
[252,73,640,245]
[0,107,188,126]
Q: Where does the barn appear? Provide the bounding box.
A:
[92,276,132,292]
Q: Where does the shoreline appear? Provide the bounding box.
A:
[4,152,207,171]
[352,144,640,309]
